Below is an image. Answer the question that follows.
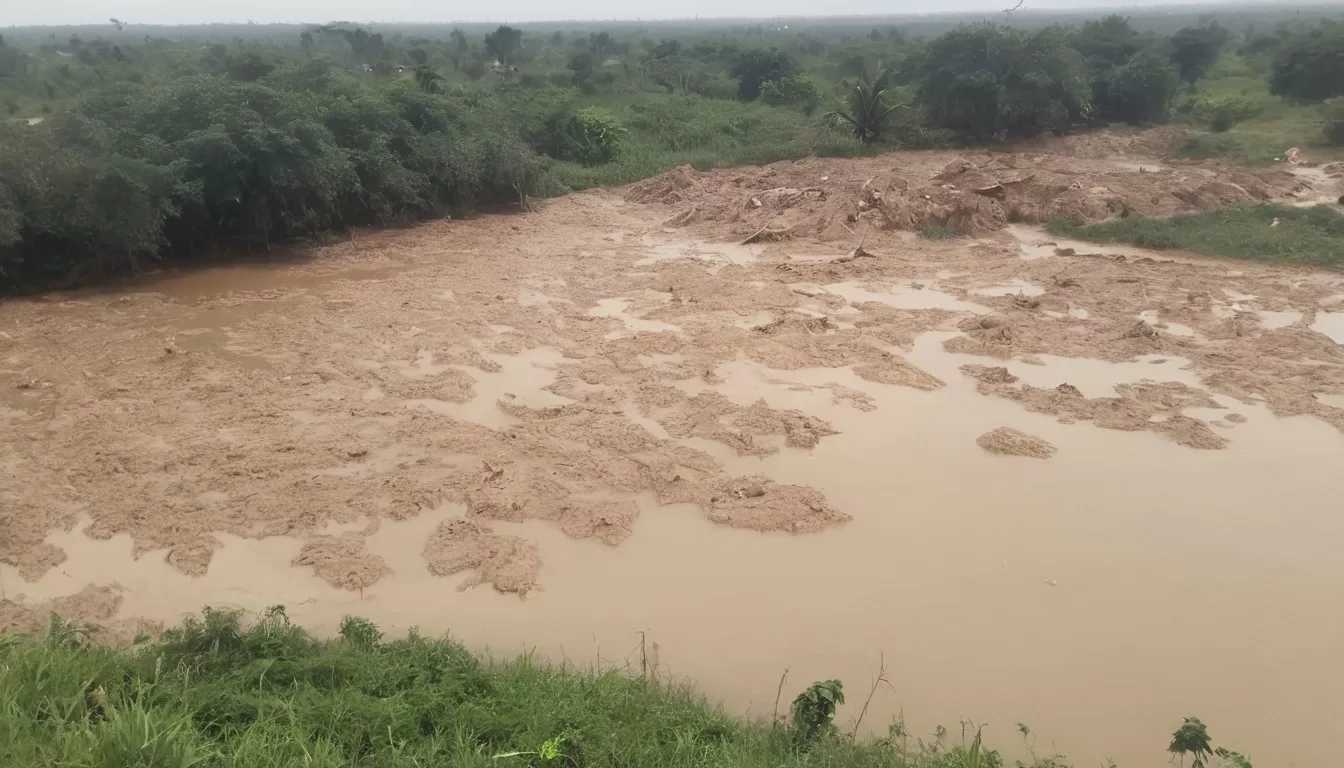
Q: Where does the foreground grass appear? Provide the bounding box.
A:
[1048,204,1344,266]
[1,608,1066,768]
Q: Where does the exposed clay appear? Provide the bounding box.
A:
[422,519,541,595]
[0,583,157,645]
[292,533,393,592]
[963,371,1228,449]
[977,427,1057,459]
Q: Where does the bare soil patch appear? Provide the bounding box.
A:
[976,427,1057,459]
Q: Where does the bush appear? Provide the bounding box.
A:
[1325,98,1344,146]
[728,48,799,101]
[917,24,1090,139]
[1169,23,1231,84]
[1093,53,1180,124]
[539,107,627,166]
[1199,94,1262,132]
[1270,20,1344,103]
[760,75,822,114]
[0,74,554,290]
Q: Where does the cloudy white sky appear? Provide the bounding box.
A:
[0,0,1276,27]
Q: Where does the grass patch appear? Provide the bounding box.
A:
[0,607,1073,768]
[1047,204,1344,266]
[1175,132,1293,165]
[919,222,958,240]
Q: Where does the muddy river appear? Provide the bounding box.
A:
[4,150,1344,767]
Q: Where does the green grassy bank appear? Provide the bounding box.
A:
[0,608,1063,768]
[1048,204,1344,266]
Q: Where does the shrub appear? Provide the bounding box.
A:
[1093,53,1180,124]
[1199,95,1262,132]
[1270,20,1344,103]
[918,24,1090,139]
[760,75,822,114]
[790,679,844,743]
[1324,98,1344,146]
[539,107,627,166]
[728,48,798,101]
[1169,23,1231,84]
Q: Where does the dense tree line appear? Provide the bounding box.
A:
[1,13,1340,289]
[0,59,549,288]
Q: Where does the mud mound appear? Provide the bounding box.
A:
[625,164,702,205]
[292,533,393,592]
[961,364,1020,385]
[657,392,839,456]
[0,584,155,645]
[634,137,1304,242]
[423,519,541,596]
[654,474,849,533]
[977,427,1057,459]
[968,374,1227,449]
[553,499,639,545]
[1054,126,1189,157]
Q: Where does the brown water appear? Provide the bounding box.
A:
[7,243,1344,768]
[9,329,1344,768]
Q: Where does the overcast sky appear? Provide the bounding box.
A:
[0,0,1298,27]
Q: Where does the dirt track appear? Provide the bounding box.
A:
[3,130,1344,765]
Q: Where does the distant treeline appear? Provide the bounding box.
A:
[1,13,1342,290]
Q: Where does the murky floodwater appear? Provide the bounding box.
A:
[1311,310,1344,344]
[6,256,1344,768]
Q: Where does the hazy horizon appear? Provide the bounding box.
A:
[2,0,1330,28]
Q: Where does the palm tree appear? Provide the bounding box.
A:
[824,69,906,144]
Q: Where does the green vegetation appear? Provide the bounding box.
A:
[2,9,1344,289]
[1048,204,1344,266]
[1,607,1085,768]
[824,70,907,144]
[1166,717,1251,768]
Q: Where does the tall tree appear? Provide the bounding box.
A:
[918,24,1090,139]
[1169,23,1230,84]
[484,25,523,65]
[1269,20,1344,102]
[728,48,798,101]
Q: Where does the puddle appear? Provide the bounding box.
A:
[172,329,278,370]
[1315,393,1344,410]
[406,347,570,429]
[1311,311,1344,344]
[970,279,1045,298]
[1137,310,1196,338]
[588,297,683,339]
[1256,310,1303,331]
[822,280,992,314]
[927,331,1202,398]
[634,239,763,268]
